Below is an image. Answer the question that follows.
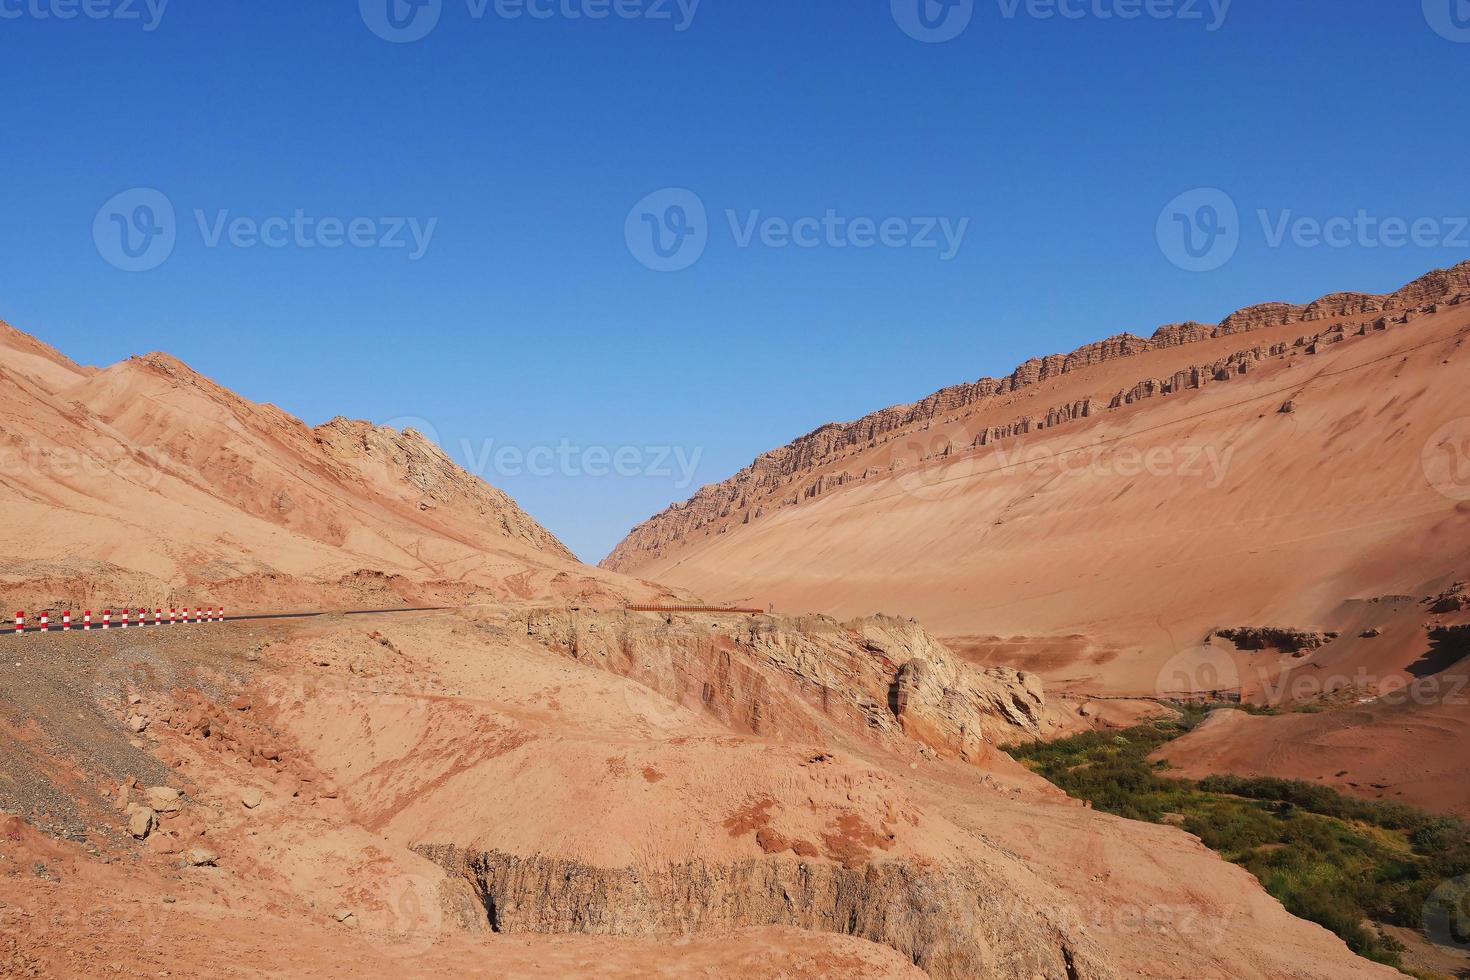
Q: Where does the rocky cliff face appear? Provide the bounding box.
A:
[313,418,576,561]
[603,260,1470,572]
[521,609,1058,758]
[419,845,1113,980]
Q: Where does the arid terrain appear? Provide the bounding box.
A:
[1,609,1393,978]
[605,261,1470,823]
[2,264,1467,977]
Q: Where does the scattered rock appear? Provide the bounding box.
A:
[182,847,218,868]
[1278,399,1295,414]
[333,908,355,923]
[1359,627,1381,638]
[240,789,264,810]
[125,714,149,734]
[145,786,184,813]
[1426,583,1469,614]
[126,807,157,840]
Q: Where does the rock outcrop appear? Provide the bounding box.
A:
[522,609,1058,758]
[419,846,1113,980]
[1213,627,1341,654]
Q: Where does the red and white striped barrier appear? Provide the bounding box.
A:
[7,602,226,637]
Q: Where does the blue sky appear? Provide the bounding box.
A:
[1,0,1466,560]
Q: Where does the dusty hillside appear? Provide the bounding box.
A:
[1153,577,1470,819]
[604,261,1470,695]
[0,322,667,612]
[0,607,1392,978]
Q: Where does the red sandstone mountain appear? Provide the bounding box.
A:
[0,322,660,612]
[604,261,1470,687]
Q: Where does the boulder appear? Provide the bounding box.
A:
[127,807,157,840]
[145,786,184,813]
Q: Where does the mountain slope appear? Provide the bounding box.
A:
[603,262,1470,695]
[0,321,660,611]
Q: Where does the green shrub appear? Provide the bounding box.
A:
[1003,721,1470,972]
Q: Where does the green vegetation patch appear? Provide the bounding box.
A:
[1003,714,1470,971]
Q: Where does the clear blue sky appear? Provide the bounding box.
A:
[2,0,1466,560]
